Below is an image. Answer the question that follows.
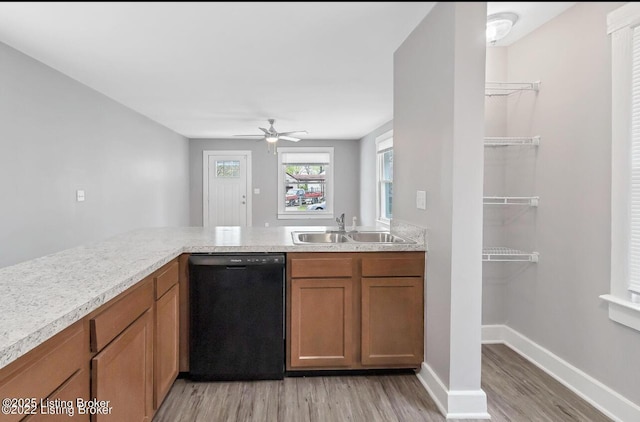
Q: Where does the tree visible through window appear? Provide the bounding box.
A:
[277,147,334,218]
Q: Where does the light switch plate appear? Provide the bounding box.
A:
[76,190,85,202]
[416,190,426,210]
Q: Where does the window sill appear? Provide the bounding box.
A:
[599,294,640,332]
[277,212,334,220]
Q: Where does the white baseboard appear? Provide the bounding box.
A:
[482,324,640,422]
[416,362,490,420]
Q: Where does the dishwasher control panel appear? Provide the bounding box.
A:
[190,253,284,266]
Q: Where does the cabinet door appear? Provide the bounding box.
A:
[289,278,353,368]
[361,277,423,366]
[154,284,179,410]
[92,310,153,422]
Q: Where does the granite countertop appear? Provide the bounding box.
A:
[0,224,426,370]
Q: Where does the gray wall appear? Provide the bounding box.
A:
[189,139,360,228]
[394,1,486,401]
[358,120,393,226]
[0,42,190,269]
[498,2,640,405]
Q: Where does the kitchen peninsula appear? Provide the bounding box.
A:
[0,223,426,420]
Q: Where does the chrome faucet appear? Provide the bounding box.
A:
[336,213,345,232]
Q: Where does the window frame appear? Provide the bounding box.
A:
[276,146,334,219]
[601,2,640,331]
[376,131,393,226]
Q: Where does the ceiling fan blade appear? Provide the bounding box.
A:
[279,136,301,142]
[279,130,308,136]
[259,127,270,134]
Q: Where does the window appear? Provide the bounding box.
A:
[216,160,240,177]
[601,3,640,331]
[277,147,334,219]
[376,131,393,225]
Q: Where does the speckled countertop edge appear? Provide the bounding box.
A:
[0,225,426,370]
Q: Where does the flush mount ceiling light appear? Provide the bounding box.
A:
[486,12,518,45]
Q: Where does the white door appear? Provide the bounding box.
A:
[203,151,251,227]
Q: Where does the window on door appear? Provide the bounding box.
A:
[376,131,393,225]
[277,147,334,219]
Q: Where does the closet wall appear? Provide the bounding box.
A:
[483,2,640,405]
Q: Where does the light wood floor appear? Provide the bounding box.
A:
[154,344,610,422]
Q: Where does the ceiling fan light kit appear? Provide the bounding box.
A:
[234,119,308,153]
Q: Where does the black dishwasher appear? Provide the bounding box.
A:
[188,253,285,381]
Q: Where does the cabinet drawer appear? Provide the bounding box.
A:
[0,321,86,422]
[290,258,353,278]
[90,279,153,352]
[155,260,179,300]
[361,256,424,277]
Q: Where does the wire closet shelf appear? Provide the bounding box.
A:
[483,247,539,263]
[483,196,539,206]
[484,136,540,147]
[485,81,540,97]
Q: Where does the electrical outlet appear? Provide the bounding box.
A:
[76,190,85,202]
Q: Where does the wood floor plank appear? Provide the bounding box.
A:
[154,345,612,422]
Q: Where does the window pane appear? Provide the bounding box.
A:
[382,150,393,181]
[284,162,327,211]
[382,182,393,219]
[216,160,240,177]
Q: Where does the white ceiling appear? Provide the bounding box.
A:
[0,2,575,140]
[488,2,575,46]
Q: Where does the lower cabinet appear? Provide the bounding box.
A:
[289,278,354,368]
[154,283,179,410]
[287,252,425,371]
[25,368,89,421]
[0,259,180,422]
[361,277,423,366]
[0,320,89,422]
[91,310,153,422]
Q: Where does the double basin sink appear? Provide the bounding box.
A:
[292,231,414,245]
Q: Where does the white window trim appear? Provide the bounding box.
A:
[601,3,640,332]
[276,146,334,219]
[376,130,393,226]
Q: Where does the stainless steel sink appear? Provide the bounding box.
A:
[346,232,410,243]
[291,231,414,244]
[293,232,349,244]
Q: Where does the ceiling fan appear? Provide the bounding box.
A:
[234,119,308,144]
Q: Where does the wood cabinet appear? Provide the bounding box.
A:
[287,252,424,371]
[91,310,153,422]
[361,277,423,366]
[290,278,354,368]
[178,254,190,372]
[0,259,180,422]
[90,279,154,422]
[287,255,355,370]
[0,320,89,422]
[360,254,424,367]
[153,261,179,410]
